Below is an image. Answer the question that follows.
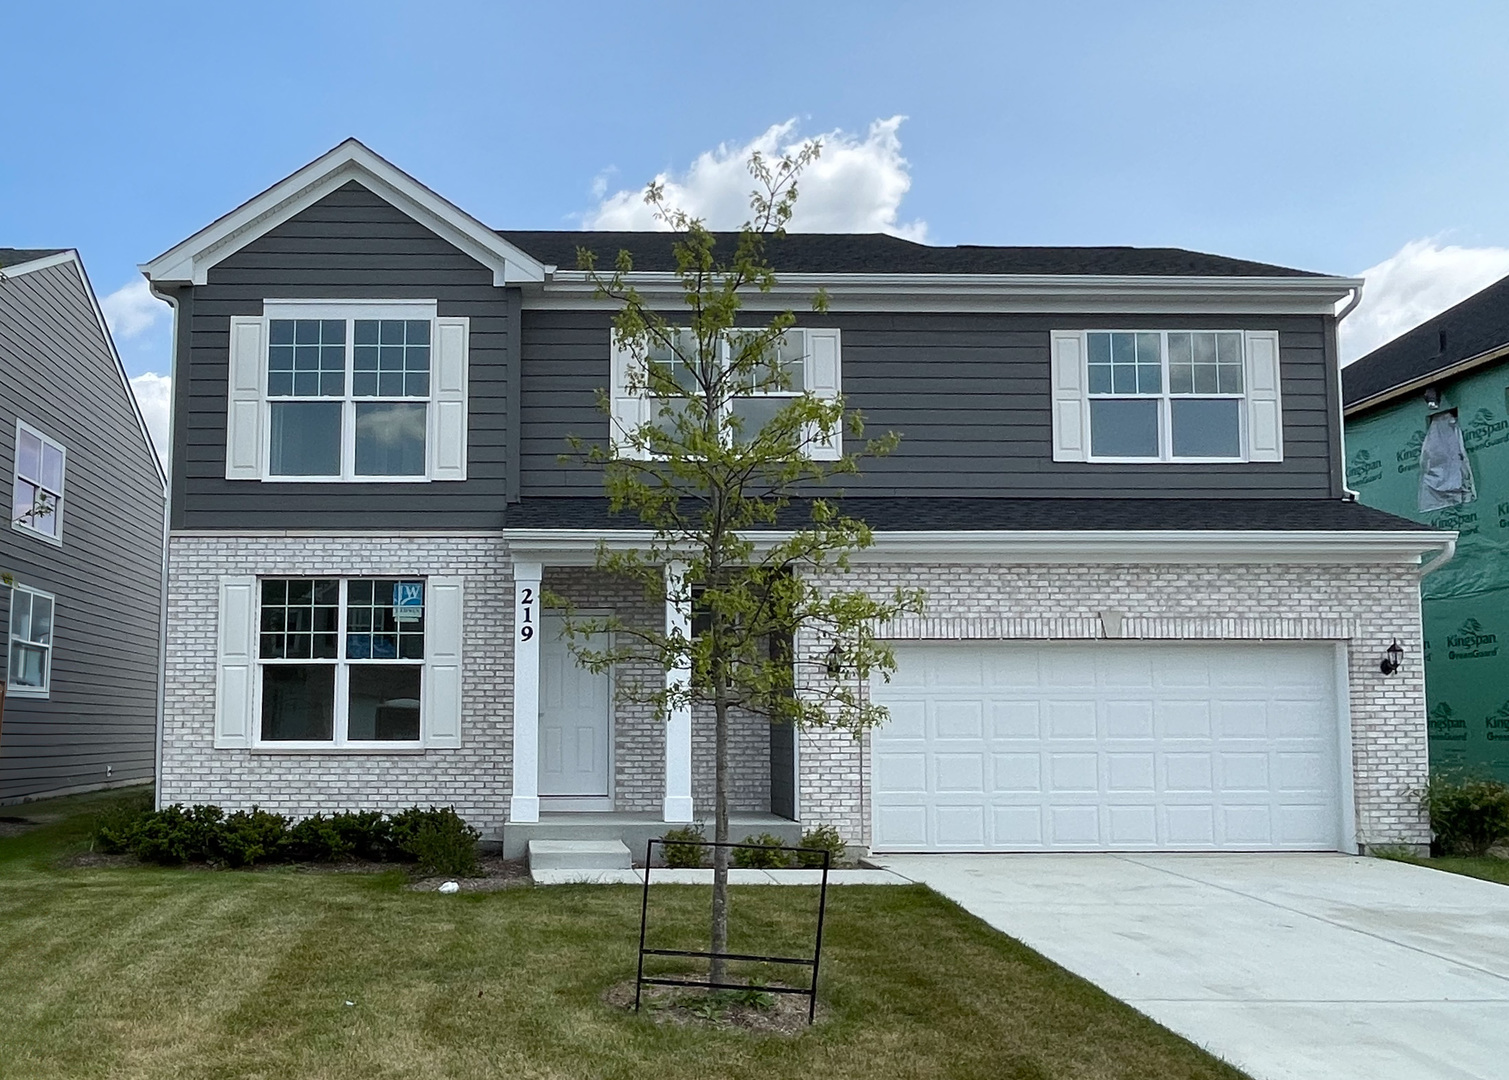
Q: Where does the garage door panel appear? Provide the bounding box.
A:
[872,642,1344,853]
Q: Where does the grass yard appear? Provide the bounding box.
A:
[1379,851,1509,887]
[0,791,1247,1080]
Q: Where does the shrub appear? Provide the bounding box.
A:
[796,824,846,868]
[389,806,480,876]
[217,808,291,867]
[732,833,791,869]
[1422,774,1509,856]
[286,813,356,862]
[660,824,707,868]
[92,790,154,854]
[130,804,225,865]
[329,810,392,860]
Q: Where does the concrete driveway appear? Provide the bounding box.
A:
[878,853,1509,1080]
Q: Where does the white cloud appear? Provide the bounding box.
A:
[585,117,927,240]
[1342,238,1509,363]
[100,279,169,341]
[129,372,171,463]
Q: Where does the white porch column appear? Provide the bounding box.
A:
[663,561,695,822]
[509,560,542,823]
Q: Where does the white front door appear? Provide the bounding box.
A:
[538,615,612,799]
[870,641,1347,852]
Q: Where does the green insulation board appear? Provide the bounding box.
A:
[1346,362,1509,779]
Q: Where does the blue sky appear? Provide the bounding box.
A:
[6,1,1509,451]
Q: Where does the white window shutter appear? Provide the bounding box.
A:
[215,576,257,748]
[1244,330,1284,462]
[610,337,649,459]
[1050,331,1088,462]
[226,317,264,480]
[424,576,464,748]
[430,317,470,480]
[804,328,843,460]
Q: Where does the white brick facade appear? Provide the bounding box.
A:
[794,561,1430,853]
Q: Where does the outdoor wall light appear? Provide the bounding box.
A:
[826,643,844,679]
[1380,639,1404,676]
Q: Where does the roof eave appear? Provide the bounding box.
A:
[1345,338,1509,416]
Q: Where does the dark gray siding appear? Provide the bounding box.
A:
[0,260,165,802]
[174,181,513,529]
[521,310,1341,498]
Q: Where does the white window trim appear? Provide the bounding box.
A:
[611,326,841,460]
[252,576,429,751]
[7,582,55,698]
[11,420,65,546]
[1051,329,1282,465]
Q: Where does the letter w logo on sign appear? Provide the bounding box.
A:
[393,582,424,623]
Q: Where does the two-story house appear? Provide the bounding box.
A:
[1,248,166,803]
[142,140,1450,857]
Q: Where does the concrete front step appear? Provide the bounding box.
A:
[527,839,633,871]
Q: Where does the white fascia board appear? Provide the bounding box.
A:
[0,250,79,279]
[500,527,1455,566]
[139,139,545,288]
[528,272,1364,315]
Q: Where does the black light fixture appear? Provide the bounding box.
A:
[1380,639,1404,676]
[826,643,844,679]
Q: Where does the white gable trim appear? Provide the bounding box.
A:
[139,139,546,288]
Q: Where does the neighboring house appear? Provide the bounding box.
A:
[1343,272,1509,783]
[0,248,167,802]
[141,139,1450,857]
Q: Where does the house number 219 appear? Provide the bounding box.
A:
[519,588,534,640]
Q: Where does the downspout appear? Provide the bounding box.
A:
[1418,535,1457,578]
[1333,285,1365,499]
[146,281,179,811]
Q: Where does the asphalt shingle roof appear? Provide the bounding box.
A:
[1344,271,1509,409]
[0,248,67,270]
[502,497,1424,532]
[496,231,1326,278]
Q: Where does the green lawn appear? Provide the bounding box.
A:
[1380,851,1509,886]
[0,791,1247,1080]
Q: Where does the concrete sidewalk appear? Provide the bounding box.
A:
[879,853,1509,1080]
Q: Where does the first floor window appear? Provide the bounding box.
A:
[258,577,425,744]
[7,584,54,696]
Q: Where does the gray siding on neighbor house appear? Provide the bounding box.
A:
[520,310,1344,498]
[172,181,514,529]
[0,259,165,802]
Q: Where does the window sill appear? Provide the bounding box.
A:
[4,686,49,699]
[248,746,431,756]
[9,522,63,547]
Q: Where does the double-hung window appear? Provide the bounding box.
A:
[11,421,65,543]
[223,302,469,482]
[1050,329,1283,463]
[7,584,54,697]
[614,326,841,459]
[257,578,426,746]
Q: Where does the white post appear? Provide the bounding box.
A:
[509,560,542,823]
[663,561,694,822]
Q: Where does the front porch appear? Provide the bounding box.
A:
[505,551,798,846]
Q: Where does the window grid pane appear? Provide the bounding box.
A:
[259,578,340,660]
[268,319,345,398]
[345,579,426,661]
[354,319,431,398]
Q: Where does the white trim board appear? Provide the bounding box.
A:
[140,139,546,288]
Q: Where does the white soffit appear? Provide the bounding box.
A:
[139,139,545,288]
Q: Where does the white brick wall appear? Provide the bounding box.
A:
[794,561,1430,853]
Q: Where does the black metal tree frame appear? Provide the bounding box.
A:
[635,837,831,1024]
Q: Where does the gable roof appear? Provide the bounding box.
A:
[1344,270,1509,414]
[0,248,69,271]
[140,139,546,287]
[499,230,1326,278]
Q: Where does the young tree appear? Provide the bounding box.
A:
[554,143,924,983]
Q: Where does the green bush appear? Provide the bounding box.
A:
[286,813,356,862]
[389,806,480,876]
[130,804,226,865]
[659,824,707,868]
[796,824,846,868]
[91,790,154,854]
[217,808,291,867]
[329,810,392,860]
[732,833,791,869]
[1422,774,1509,856]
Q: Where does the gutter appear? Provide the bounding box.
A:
[1418,535,1457,577]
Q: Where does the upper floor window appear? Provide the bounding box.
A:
[8,583,54,697]
[224,302,469,483]
[611,326,842,460]
[1049,329,1284,464]
[11,421,65,543]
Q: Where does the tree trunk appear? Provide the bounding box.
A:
[709,676,730,985]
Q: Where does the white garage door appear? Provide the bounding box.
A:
[870,642,1347,852]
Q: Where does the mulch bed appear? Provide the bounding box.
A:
[603,978,822,1034]
[408,855,532,892]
